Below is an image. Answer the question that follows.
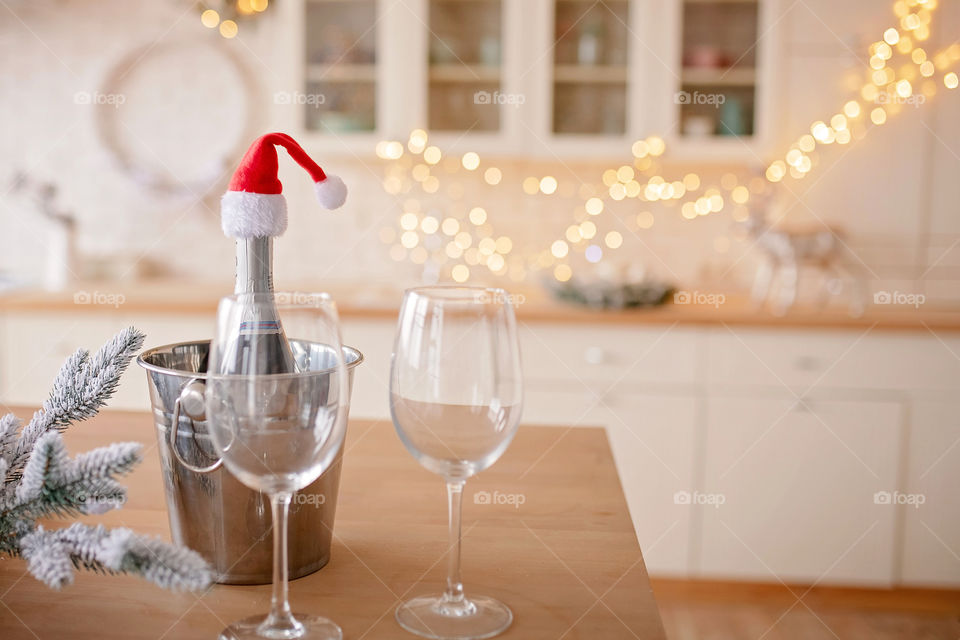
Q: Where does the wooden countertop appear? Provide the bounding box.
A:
[2,280,958,331]
[0,409,665,640]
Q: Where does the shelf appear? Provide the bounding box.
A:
[428,64,501,83]
[681,67,755,87]
[306,64,377,83]
[554,64,628,84]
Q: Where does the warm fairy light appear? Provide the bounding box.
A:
[553,264,572,282]
[585,197,604,215]
[682,173,700,190]
[451,265,469,283]
[487,254,506,272]
[408,130,427,154]
[579,220,597,239]
[609,183,626,201]
[540,176,558,195]
[646,136,666,156]
[896,79,913,97]
[551,240,569,258]
[400,212,419,230]
[830,113,848,130]
[636,211,654,229]
[617,165,634,182]
[455,231,473,249]
[731,186,750,204]
[461,152,480,171]
[468,207,487,225]
[631,140,649,158]
[871,107,888,124]
[422,176,439,193]
[602,169,618,186]
[423,146,441,164]
[219,20,238,38]
[522,177,539,195]
[946,72,959,89]
[604,231,623,249]
[420,216,439,234]
[884,28,900,45]
[201,9,220,27]
[251,0,268,10]
[400,231,419,248]
[441,218,459,236]
[912,48,927,64]
[565,225,582,242]
[920,60,935,76]
[496,236,513,254]
[411,164,430,181]
[843,101,861,118]
[585,245,603,263]
[478,237,497,256]
[385,141,404,160]
[484,167,502,185]
[445,242,463,259]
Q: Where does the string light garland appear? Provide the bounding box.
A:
[199,0,269,39]
[378,0,958,284]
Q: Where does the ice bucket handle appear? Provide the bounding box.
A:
[169,378,223,474]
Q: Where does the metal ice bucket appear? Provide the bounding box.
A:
[137,340,363,584]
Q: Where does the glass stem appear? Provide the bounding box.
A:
[261,491,302,636]
[444,480,466,604]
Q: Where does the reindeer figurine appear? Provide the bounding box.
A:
[741,212,866,317]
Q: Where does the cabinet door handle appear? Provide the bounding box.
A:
[584,346,608,365]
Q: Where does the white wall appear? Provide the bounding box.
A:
[0,0,957,303]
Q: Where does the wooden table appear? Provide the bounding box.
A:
[0,409,666,640]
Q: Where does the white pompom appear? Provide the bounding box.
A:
[314,174,347,209]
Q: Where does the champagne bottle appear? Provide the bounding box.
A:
[217,236,298,374]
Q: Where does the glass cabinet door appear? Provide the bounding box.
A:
[552,0,630,135]
[678,0,759,139]
[427,0,503,132]
[303,0,377,133]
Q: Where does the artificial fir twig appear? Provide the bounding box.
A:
[0,327,212,590]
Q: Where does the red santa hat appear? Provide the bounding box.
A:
[221,132,347,238]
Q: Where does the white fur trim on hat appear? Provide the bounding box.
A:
[221,191,287,238]
[314,174,347,209]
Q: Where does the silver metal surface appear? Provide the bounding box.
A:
[137,340,363,585]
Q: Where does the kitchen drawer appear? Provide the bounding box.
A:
[699,395,901,585]
[519,324,700,387]
[706,328,960,392]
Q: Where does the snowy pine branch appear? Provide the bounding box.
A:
[20,523,212,590]
[0,327,211,592]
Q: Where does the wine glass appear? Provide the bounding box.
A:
[390,286,523,640]
[205,292,348,640]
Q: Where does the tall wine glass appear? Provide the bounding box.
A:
[206,292,348,640]
[390,286,523,640]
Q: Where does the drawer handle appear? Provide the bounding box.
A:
[584,347,608,365]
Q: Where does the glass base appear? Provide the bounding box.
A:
[396,594,512,640]
[218,613,342,640]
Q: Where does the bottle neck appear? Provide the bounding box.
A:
[234,237,274,294]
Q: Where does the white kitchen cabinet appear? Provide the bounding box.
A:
[901,399,960,586]
[699,395,902,585]
[2,304,958,587]
[281,0,780,160]
[524,385,698,576]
